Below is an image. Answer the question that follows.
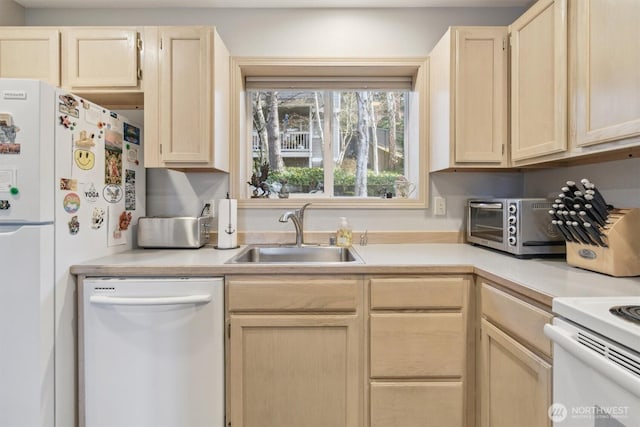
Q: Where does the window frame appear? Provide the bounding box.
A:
[230,57,430,209]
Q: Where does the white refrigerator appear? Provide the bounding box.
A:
[0,78,145,427]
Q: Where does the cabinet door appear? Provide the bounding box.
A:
[62,28,139,89]
[510,0,567,162]
[0,28,60,86]
[229,315,362,427]
[454,27,508,164]
[158,27,212,163]
[573,0,640,147]
[480,319,551,427]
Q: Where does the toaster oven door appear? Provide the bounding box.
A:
[468,202,505,244]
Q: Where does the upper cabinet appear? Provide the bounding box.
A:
[429,27,509,171]
[61,27,141,91]
[571,0,640,149]
[0,26,143,108]
[0,27,60,87]
[143,26,230,171]
[509,0,567,164]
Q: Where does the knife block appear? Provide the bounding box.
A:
[566,208,640,277]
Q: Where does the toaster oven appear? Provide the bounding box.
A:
[466,198,565,257]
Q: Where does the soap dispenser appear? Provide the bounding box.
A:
[336,217,352,247]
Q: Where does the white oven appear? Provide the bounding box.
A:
[544,297,640,427]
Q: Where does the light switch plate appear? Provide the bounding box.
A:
[434,196,446,216]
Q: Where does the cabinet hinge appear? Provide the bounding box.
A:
[137,36,143,52]
[227,323,231,339]
[502,144,505,155]
[503,38,507,50]
[137,69,143,80]
[159,144,162,154]
[160,38,163,50]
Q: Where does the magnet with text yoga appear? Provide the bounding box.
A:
[83,182,100,203]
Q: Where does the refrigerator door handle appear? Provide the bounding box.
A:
[89,294,213,306]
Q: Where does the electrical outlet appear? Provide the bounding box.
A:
[434,196,446,216]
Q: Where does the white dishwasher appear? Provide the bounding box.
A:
[80,277,224,427]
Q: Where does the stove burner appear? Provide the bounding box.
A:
[610,305,640,324]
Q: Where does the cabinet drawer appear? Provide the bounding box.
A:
[481,282,552,357]
[370,276,467,310]
[227,276,359,312]
[370,382,463,427]
[370,313,465,378]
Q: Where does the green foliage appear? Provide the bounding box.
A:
[268,167,402,196]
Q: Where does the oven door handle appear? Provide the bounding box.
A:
[544,324,640,398]
[468,202,503,209]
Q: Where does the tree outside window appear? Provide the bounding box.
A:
[249,89,408,199]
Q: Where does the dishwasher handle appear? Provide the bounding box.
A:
[544,324,640,397]
[90,294,213,306]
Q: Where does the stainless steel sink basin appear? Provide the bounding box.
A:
[226,245,363,264]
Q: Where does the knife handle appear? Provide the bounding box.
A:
[570,221,595,245]
[583,222,608,247]
[552,220,575,242]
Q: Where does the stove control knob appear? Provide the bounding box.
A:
[508,216,517,225]
[508,225,517,235]
[508,236,517,246]
[508,204,517,214]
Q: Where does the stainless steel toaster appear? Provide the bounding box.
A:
[137,216,212,248]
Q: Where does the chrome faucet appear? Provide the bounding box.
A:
[279,203,312,247]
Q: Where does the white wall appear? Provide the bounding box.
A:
[30,6,531,233]
[0,0,25,25]
[524,157,640,208]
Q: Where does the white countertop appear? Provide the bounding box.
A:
[71,243,640,305]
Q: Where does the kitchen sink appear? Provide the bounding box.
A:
[226,245,363,264]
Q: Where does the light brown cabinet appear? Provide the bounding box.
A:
[0,26,143,107]
[0,27,60,86]
[429,27,509,171]
[479,280,552,427]
[227,275,363,427]
[507,0,640,166]
[571,0,640,149]
[143,26,230,171]
[368,276,472,427]
[509,0,567,164]
[61,27,141,91]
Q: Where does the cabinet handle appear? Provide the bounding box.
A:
[90,294,212,306]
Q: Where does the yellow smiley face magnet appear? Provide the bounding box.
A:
[74,149,95,170]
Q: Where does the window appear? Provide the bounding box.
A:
[231,58,428,208]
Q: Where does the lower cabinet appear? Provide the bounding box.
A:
[226,274,552,427]
[226,275,363,427]
[479,280,552,427]
[368,276,472,427]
